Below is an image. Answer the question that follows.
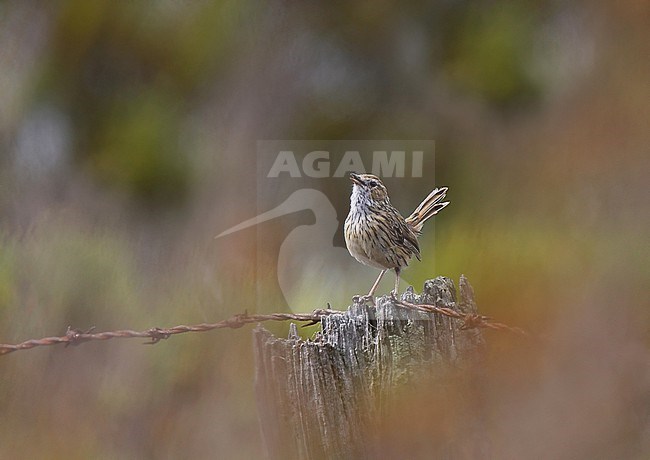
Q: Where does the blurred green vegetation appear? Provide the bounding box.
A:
[34,0,252,206]
[444,3,540,106]
[0,0,648,458]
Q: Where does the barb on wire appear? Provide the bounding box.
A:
[0,309,339,356]
[394,299,529,337]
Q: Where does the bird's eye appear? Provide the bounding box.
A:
[368,181,378,188]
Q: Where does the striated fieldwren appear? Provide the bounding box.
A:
[344,172,449,300]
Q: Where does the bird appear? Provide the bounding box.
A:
[344,172,449,301]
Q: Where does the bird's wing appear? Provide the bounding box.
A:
[390,210,421,261]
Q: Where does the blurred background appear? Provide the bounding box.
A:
[1,0,648,458]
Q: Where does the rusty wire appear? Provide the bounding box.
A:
[0,298,529,356]
[395,299,530,337]
[0,309,339,356]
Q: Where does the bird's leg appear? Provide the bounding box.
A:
[368,269,387,297]
[354,269,387,304]
[391,268,401,298]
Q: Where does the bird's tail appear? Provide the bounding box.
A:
[405,187,449,233]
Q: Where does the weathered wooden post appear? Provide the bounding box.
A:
[254,275,485,459]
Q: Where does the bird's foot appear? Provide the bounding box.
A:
[352,294,375,306]
[389,289,399,301]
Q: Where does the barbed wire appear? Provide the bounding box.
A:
[0,299,529,356]
[0,310,338,356]
[394,299,530,337]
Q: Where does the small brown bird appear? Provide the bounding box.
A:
[344,172,449,300]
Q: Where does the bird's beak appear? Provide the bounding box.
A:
[349,172,364,186]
